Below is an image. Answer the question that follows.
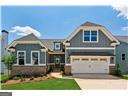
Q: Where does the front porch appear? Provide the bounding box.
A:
[47,53,65,72]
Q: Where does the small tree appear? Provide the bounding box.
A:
[2,54,16,76]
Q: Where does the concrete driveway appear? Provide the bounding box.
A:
[74,74,128,89]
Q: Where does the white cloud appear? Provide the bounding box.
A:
[9,26,41,37]
[122,26,128,31]
[112,0,128,19]
[111,1,128,34]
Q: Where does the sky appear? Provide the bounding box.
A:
[1,6,128,42]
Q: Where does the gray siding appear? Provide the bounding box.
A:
[116,42,128,74]
[65,49,114,63]
[15,44,46,64]
[69,30,112,47]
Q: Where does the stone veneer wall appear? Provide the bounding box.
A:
[64,65,71,75]
[109,66,116,75]
[11,66,47,76]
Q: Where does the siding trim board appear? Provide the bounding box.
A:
[66,47,115,50]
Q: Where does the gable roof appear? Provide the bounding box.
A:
[7,33,48,50]
[41,39,65,51]
[80,21,103,27]
[64,21,120,45]
[8,33,64,51]
[15,33,39,41]
[115,36,128,43]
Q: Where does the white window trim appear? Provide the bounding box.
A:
[31,51,40,65]
[54,42,61,50]
[17,51,26,65]
[83,30,99,43]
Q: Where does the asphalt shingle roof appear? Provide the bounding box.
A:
[80,21,103,27]
[41,39,65,51]
[15,33,39,41]
[115,36,128,43]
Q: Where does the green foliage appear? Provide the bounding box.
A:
[116,64,122,76]
[122,75,128,80]
[2,54,16,70]
[1,75,10,83]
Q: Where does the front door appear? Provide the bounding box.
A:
[53,56,61,71]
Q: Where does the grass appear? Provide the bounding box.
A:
[2,78,81,90]
[1,75,10,82]
[122,75,128,80]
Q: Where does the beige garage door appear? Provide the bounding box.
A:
[71,56,110,74]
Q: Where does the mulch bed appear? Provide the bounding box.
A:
[4,74,56,85]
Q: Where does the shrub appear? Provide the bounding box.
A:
[1,75,11,83]
[115,64,122,76]
[15,71,45,78]
[122,75,128,79]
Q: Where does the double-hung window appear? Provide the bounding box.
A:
[83,30,98,42]
[17,51,25,65]
[31,51,39,65]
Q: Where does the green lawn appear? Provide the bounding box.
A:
[122,75,128,80]
[2,78,81,90]
[1,75,9,82]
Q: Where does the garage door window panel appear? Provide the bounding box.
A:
[72,58,80,62]
[91,58,98,61]
[100,58,107,62]
[81,58,89,61]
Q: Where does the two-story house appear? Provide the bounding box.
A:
[6,21,128,76]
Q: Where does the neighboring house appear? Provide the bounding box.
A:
[7,21,128,75]
[1,30,8,74]
[116,36,128,74]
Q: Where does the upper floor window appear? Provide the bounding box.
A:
[83,30,98,42]
[122,54,125,61]
[54,42,61,50]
